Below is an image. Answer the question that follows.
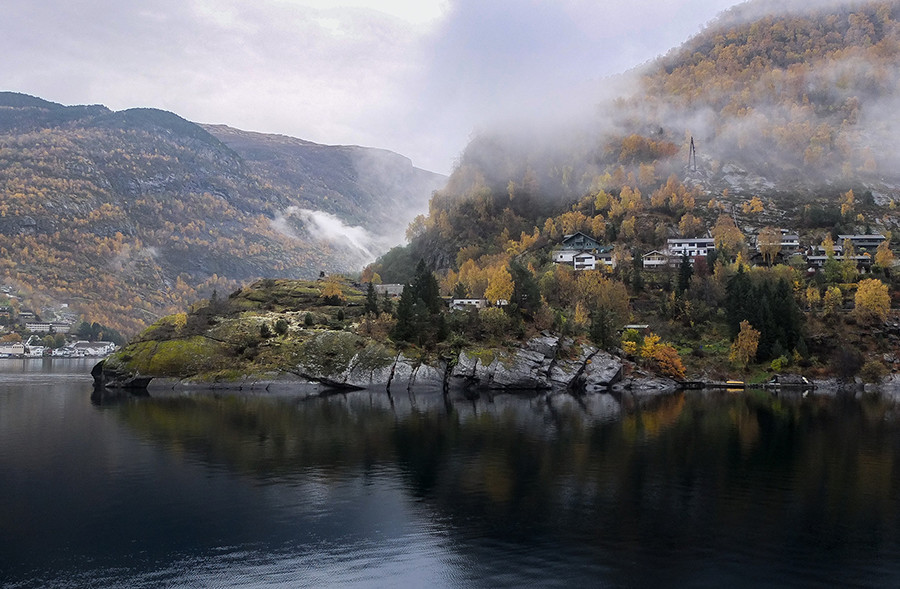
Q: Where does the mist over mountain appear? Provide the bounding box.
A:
[0,93,444,333]
[382,0,900,275]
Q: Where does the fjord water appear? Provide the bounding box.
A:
[2,361,900,587]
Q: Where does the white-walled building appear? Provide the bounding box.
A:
[666,238,716,259]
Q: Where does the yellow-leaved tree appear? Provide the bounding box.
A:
[320,278,346,304]
[711,214,745,259]
[678,213,703,237]
[805,285,821,311]
[729,320,760,369]
[823,286,843,317]
[854,278,890,323]
[484,265,514,305]
[875,239,894,270]
[639,332,686,380]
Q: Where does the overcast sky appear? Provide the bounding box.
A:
[3,0,742,174]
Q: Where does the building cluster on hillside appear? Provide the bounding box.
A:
[0,337,117,359]
[0,293,117,359]
[549,231,887,272]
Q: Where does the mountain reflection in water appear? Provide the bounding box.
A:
[3,368,900,587]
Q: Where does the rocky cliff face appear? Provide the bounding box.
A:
[294,332,624,393]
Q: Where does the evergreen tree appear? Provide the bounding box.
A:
[510,261,541,314]
[631,251,644,293]
[411,259,442,315]
[381,291,393,314]
[392,259,447,346]
[364,281,379,315]
[725,266,752,337]
[392,285,416,342]
[677,254,693,295]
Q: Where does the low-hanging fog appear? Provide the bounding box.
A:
[0,0,740,175]
[447,0,900,205]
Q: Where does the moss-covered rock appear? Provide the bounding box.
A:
[111,336,230,377]
[297,331,363,381]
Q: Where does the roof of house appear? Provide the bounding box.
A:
[666,237,715,243]
[73,340,116,349]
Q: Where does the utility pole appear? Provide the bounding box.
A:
[688,136,697,172]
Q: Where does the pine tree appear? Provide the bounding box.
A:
[364,281,378,315]
[510,261,540,313]
[677,254,693,295]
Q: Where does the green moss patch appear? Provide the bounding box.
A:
[114,336,229,377]
[297,331,362,377]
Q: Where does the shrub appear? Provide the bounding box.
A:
[479,307,512,339]
[274,318,289,335]
[770,355,789,372]
[860,360,889,384]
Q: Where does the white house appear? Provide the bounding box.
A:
[596,249,616,268]
[0,342,25,357]
[642,250,669,270]
[573,252,597,271]
[25,322,72,334]
[666,238,715,259]
[553,249,580,264]
[72,340,118,357]
[450,298,488,311]
[374,284,404,297]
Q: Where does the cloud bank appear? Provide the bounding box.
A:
[1,0,740,174]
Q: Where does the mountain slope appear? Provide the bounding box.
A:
[387,0,900,275]
[0,93,444,333]
[204,125,444,242]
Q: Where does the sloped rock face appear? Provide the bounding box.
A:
[549,341,594,387]
[447,336,623,392]
[294,333,625,393]
[490,348,554,389]
[581,351,624,392]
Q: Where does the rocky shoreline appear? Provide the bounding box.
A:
[93,330,900,397]
[93,333,676,395]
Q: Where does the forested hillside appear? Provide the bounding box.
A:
[364,0,900,382]
[0,93,443,334]
[382,0,900,275]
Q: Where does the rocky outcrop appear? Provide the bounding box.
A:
[611,372,680,395]
[447,336,623,392]
[92,359,153,390]
[99,333,627,394]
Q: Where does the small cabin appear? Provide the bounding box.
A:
[642,250,668,270]
[450,298,488,311]
[374,284,404,297]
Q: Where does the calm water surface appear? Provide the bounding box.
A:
[2,359,900,587]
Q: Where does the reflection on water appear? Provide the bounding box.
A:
[3,362,900,587]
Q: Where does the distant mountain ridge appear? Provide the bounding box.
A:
[0,92,445,333]
[203,124,444,240]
